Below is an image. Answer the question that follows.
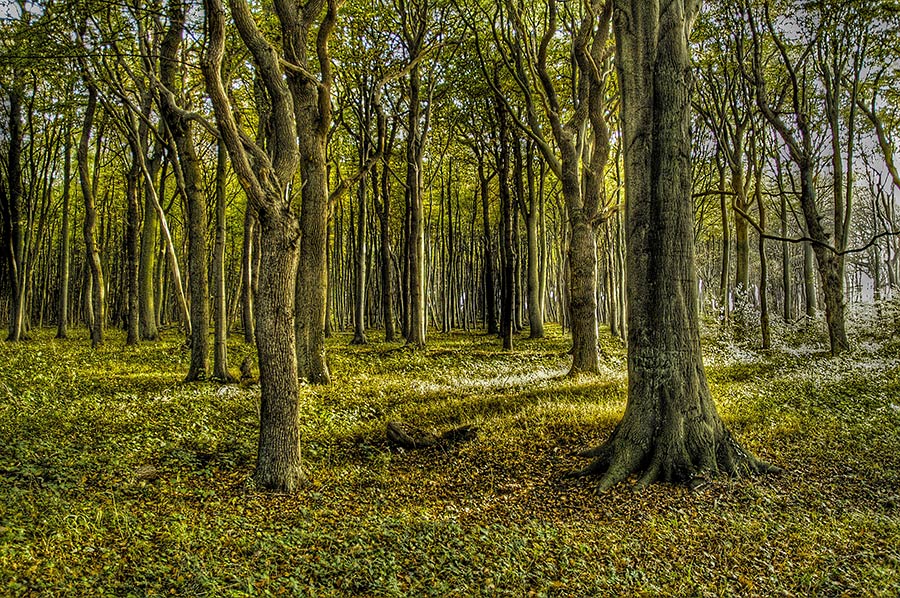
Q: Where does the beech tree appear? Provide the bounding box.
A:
[202,0,307,491]
[575,0,776,489]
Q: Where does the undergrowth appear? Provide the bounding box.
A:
[0,325,897,596]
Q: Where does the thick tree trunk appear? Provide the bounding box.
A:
[254,214,303,491]
[577,0,774,491]
[568,215,599,374]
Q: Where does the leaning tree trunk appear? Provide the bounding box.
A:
[576,0,775,491]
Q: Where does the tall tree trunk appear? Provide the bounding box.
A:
[525,144,544,339]
[351,137,369,345]
[477,156,498,335]
[56,130,72,339]
[139,150,162,340]
[577,0,774,490]
[5,84,25,341]
[296,147,331,384]
[161,1,208,380]
[375,154,395,342]
[78,84,105,348]
[495,99,514,350]
[405,65,426,349]
[212,141,234,381]
[754,158,770,349]
[717,156,731,321]
[124,137,142,346]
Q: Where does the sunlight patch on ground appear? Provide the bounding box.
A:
[413,361,572,394]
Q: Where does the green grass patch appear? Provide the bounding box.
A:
[0,325,897,596]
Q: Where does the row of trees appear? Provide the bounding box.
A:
[1,0,898,490]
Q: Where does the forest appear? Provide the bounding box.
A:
[0,0,898,594]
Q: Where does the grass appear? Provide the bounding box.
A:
[0,324,898,596]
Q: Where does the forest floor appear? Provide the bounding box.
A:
[0,323,898,596]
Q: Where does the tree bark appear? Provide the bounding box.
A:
[78,84,105,348]
[4,84,25,342]
[241,206,256,344]
[524,143,544,339]
[212,141,234,381]
[160,0,208,379]
[577,0,775,490]
[56,129,72,339]
[477,155,498,335]
[139,149,162,340]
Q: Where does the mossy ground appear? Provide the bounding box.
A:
[0,325,898,596]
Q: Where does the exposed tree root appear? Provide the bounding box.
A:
[570,425,782,492]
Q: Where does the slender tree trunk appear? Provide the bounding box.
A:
[404,68,427,349]
[375,155,395,342]
[495,100,514,350]
[56,131,72,339]
[212,141,234,381]
[755,162,770,349]
[241,206,256,344]
[477,157,498,335]
[5,84,25,342]
[124,139,141,346]
[351,139,369,345]
[525,144,544,339]
[139,151,162,340]
[160,1,208,378]
[78,84,104,348]
[717,157,731,321]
